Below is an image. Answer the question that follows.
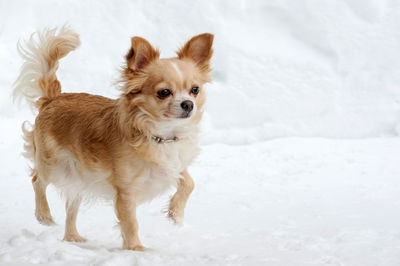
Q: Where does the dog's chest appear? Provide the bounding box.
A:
[131,140,199,203]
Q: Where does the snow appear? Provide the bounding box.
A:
[1,0,400,265]
[1,138,400,265]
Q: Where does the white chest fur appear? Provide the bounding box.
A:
[130,136,199,203]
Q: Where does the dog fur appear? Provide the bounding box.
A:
[13,26,213,250]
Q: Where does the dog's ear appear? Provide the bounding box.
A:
[126,37,159,72]
[177,33,214,72]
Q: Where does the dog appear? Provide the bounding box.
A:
[13,26,213,251]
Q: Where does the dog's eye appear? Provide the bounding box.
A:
[157,89,172,99]
[190,86,199,95]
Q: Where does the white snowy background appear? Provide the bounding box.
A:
[1,0,400,265]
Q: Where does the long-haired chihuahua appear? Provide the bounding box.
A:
[13,26,213,251]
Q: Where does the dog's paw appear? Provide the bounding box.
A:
[166,209,183,225]
[35,213,56,226]
[126,245,147,251]
[63,234,87,243]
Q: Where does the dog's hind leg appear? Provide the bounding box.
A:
[63,196,86,242]
[32,172,55,225]
[24,123,54,225]
[167,169,195,224]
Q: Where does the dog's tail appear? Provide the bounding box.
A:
[13,26,80,109]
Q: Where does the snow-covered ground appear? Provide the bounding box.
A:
[1,137,400,265]
[1,0,400,265]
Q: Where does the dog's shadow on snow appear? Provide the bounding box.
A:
[69,241,156,254]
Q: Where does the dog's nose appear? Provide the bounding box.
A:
[181,100,194,112]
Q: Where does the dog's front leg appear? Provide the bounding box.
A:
[115,189,145,251]
[168,169,195,224]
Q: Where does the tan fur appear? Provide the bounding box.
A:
[13,26,80,109]
[13,27,213,250]
[167,169,195,224]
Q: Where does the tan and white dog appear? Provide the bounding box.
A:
[13,26,213,251]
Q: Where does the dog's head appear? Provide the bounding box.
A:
[120,33,213,134]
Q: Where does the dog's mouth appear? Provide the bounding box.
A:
[178,111,192,119]
[162,112,191,120]
[163,108,194,119]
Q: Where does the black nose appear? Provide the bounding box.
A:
[181,100,194,112]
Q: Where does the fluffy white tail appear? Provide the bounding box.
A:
[13,26,80,109]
